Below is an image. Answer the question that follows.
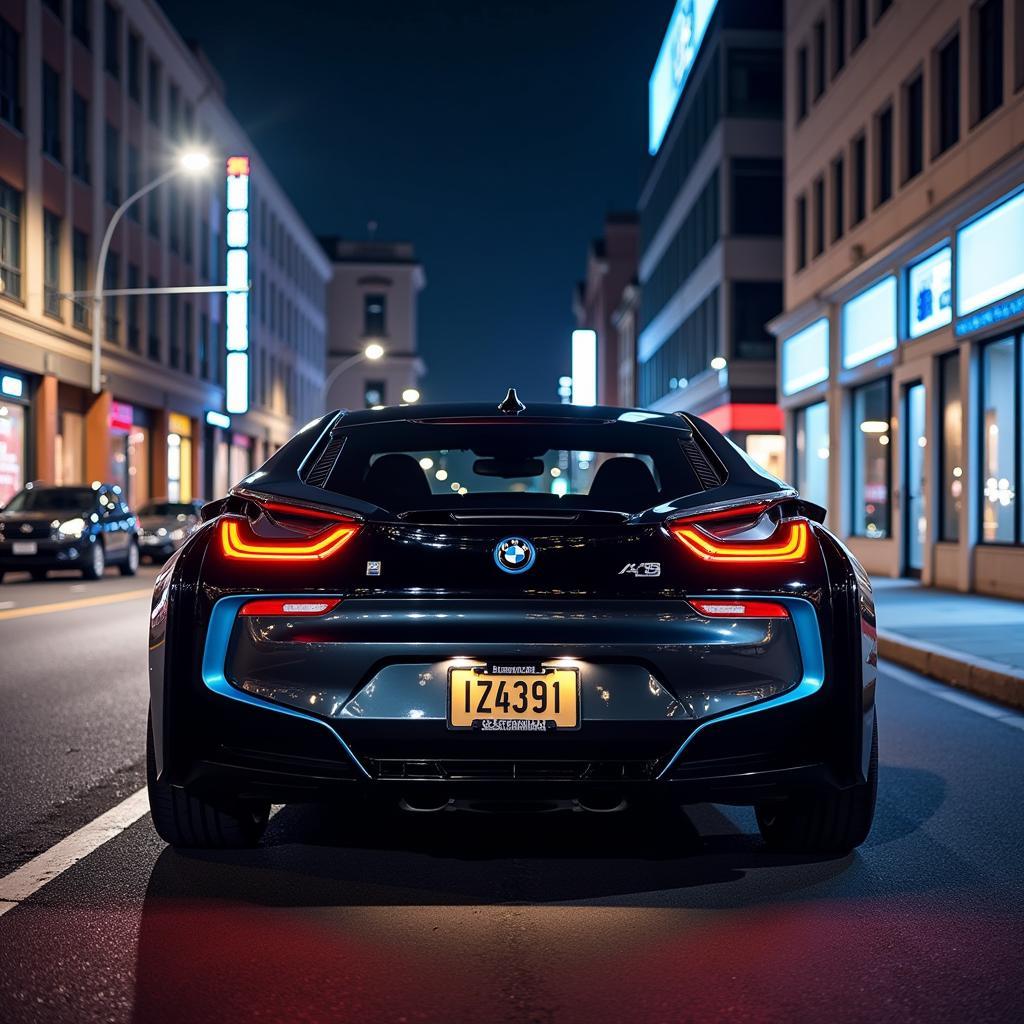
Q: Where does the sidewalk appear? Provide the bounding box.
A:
[872,578,1024,709]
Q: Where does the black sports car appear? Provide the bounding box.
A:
[147,394,878,854]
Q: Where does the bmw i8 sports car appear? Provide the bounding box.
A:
[147,392,878,854]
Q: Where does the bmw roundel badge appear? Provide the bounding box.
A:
[494,536,536,574]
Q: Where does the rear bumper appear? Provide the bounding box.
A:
[0,538,92,570]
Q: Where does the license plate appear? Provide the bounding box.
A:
[12,541,37,555]
[448,665,579,731]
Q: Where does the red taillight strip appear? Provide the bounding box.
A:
[220,517,359,561]
[239,598,342,617]
[689,599,789,618]
[670,520,810,562]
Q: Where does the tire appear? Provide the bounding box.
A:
[31,569,48,581]
[146,709,269,849]
[120,539,140,576]
[756,720,878,856]
[82,541,105,580]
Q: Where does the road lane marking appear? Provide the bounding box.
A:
[0,788,150,917]
[0,588,151,622]
[881,660,1024,726]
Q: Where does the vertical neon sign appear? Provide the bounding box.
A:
[225,155,250,413]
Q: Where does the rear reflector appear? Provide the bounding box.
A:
[689,599,789,618]
[239,598,341,617]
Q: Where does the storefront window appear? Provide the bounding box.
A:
[939,353,962,541]
[781,318,829,396]
[851,378,891,538]
[957,191,1024,316]
[229,433,253,489]
[842,276,897,369]
[794,401,829,510]
[168,413,193,502]
[980,337,1017,543]
[0,402,26,504]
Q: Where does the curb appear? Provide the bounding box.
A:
[878,630,1024,711]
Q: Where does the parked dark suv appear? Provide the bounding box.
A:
[0,483,140,582]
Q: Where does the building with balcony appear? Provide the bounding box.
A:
[0,0,330,508]
[769,0,1024,598]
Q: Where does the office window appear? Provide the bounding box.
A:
[852,0,868,48]
[939,352,962,542]
[43,211,61,317]
[42,64,61,162]
[168,187,179,253]
[184,302,193,375]
[0,179,23,301]
[168,82,180,140]
[104,122,120,205]
[72,93,89,182]
[1017,0,1024,92]
[364,380,386,408]
[851,377,891,538]
[364,293,387,336]
[795,401,830,509]
[147,182,160,238]
[731,158,782,235]
[147,58,160,126]
[199,312,209,378]
[831,155,845,241]
[731,282,782,360]
[200,219,209,279]
[980,337,1017,543]
[0,16,21,131]
[126,144,139,220]
[813,176,825,256]
[975,0,1003,123]
[126,263,140,351]
[795,194,808,270]
[73,230,89,328]
[103,2,119,78]
[875,104,893,207]
[168,295,180,369]
[147,276,160,359]
[127,31,140,101]
[904,73,924,182]
[727,48,782,118]
[852,133,866,224]
[183,198,193,264]
[936,33,960,154]
[796,46,809,121]
[104,251,119,342]
[832,0,846,76]
[72,0,90,47]
[813,19,826,100]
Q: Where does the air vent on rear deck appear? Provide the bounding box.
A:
[304,434,346,488]
[680,435,721,490]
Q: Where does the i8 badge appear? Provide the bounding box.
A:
[494,536,536,574]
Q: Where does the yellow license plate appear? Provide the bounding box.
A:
[448,666,579,731]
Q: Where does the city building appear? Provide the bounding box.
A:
[637,0,786,480]
[320,237,425,411]
[0,0,330,508]
[770,0,1024,598]
[571,213,638,406]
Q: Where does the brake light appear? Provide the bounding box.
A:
[669,504,810,563]
[689,599,789,618]
[219,517,359,561]
[239,598,341,616]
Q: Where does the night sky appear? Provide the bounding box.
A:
[158,0,675,403]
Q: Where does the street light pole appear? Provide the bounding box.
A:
[323,342,385,399]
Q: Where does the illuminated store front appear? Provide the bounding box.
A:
[167,413,194,503]
[0,370,28,505]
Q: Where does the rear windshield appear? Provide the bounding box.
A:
[319,421,703,513]
[4,487,97,512]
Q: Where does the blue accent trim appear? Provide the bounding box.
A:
[201,595,372,779]
[493,536,536,574]
[656,597,826,780]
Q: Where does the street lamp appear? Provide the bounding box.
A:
[323,341,386,397]
[90,150,211,393]
[401,388,420,404]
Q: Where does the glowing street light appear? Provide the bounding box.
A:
[365,341,385,361]
[402,388,421,403]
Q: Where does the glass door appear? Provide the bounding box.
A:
[903,382,927,576]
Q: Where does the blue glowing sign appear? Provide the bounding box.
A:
[956,190,1024,316]
[907,246,952,338]
[1,372,25,399]
[841,276,897,369]
[781,318,829,396]
[224,156,250,414]
[649,0,718,155]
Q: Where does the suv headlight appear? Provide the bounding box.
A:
[58,517,86,539]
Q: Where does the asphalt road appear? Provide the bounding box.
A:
[1,574,1023,1024]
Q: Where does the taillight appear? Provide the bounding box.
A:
[239,598,341,616]
[218,498,360,562]
[689,599,789,618]
[669,503,811,563]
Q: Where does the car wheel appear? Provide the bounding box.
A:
[31,569,48,581]
[81,542,106,580]
[146,709,269,849]
[120,539,140,576]
[756,720,878,856]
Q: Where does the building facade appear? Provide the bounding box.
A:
[321,237,425,411]
[572,213,638,407]
[637,0,786,481]
[771,0,1024,598]
[0,0,330,508]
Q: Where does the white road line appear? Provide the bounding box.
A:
[881,659,1024,727]
[0,788,149,918]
